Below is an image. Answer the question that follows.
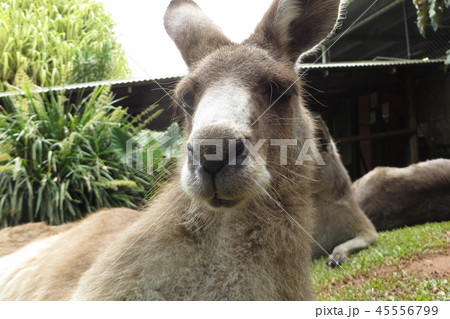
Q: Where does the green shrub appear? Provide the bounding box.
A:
[0,0,130,87]
[110,122,183,200]
[0,85,180,227]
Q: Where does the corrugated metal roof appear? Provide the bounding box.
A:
[298,59,445,70]
[0,74,184,99]
[0,59,444,98]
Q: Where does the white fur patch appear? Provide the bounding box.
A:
[192,80,252,134]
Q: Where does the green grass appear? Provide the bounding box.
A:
[311,222,450,301]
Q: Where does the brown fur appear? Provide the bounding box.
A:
[246,0,341,62]
[353,159,450,231]
[0,209,141,300]
[164,0,233,68]
[0,0,341,300]
[313,119,378,266]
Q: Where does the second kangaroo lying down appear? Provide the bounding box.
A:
[353,158,450,231]
[312,120,378,266]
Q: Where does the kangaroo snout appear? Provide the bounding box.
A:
[187,137,247,174]
[182,125,269,209]
[187,125,249,173]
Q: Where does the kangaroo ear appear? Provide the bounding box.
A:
[164,0,233,68]
[245,0,341,63]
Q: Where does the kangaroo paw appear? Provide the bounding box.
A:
[325,252,348,268]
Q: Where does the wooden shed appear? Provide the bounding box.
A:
[300,60,449,179]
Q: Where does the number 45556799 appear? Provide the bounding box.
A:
[376,305,438,316]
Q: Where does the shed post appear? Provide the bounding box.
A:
[405,72,419,163]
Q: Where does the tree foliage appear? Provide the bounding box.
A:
[413,0,450,64]
[0,0,130,87]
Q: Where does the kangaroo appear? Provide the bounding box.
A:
[353,159,450,231]
[0,120,378,268]
[0,123,379,267]
[0,209,140,258]
[0,0,341,300]
[312,119,378,266]
[0,222,74,258]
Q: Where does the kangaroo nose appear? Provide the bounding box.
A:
[200,142,225,174]
[187,139,246,174]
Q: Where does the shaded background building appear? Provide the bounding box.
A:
[315,0,450,62]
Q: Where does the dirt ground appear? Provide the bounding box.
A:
[318,245,450,300]
[399,231,450,279]
[402,251,450,278]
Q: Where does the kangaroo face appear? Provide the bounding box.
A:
[176,45,301,208]
[165,0,341,209]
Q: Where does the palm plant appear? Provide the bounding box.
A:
[0,84,180,228]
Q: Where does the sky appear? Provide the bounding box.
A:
[99,0,273,79]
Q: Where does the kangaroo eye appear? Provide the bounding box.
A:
[177,89,196,112]
[182,92,195,109]
[267,81,295,104]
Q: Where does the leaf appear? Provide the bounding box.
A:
[414,0,430,37]
[0,153,11,162]
[162,123,182,148]
[135,131,164,174]
[160,123,183,159]
[110,126,134,165]
[428,0,443,32]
